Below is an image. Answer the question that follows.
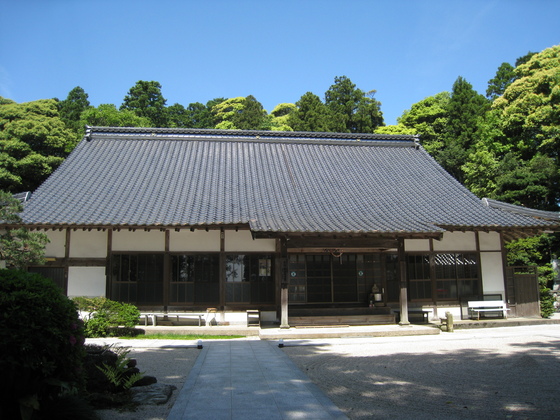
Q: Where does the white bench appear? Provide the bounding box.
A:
[140,312,207,326]
[467,300,509,320]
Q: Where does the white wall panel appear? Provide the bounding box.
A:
[44,230,66,258]
[67,267,106,297]
[112,230,165,251]
[70,230,107,258]
[405,239,430,252]
[478,231,501,251]
[225,230,276,252]
[170,230,220,252]
[480,252,506,298]
[433,232,477,251]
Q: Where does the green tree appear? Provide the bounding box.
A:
[121,80,168,127]
[396,92,450,155]
[58,86,91,133]
[288,92,334,132]
[493,44,560,161]
[269,103,296,131]
[486,52,537,101]
[212,96,268,130]
[493,153,559,210]
[325,76,384,133]
[183,98,225,129]
[0,99,77,192]
[167,103,189,128]
[439,77,489,182]
[0,191,49,269]
[486,62,515,100]
[80,104,152,128]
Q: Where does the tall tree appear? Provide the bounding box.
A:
[324,76,383,133]
[486,62,515,100]
[486,52,537,101]
[288,92,334,132]
[121,80,168,127]
[0,99,76,192]
[166,103,189,128]
[493,45,560,162]
[58,86,91,133]
[438,77,489,182]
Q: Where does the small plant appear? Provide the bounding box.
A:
[95,346,144,393]
[73,297,140,337]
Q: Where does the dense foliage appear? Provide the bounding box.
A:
[0,191,49,269]
[73,297,140,338]
[0,269,91,420]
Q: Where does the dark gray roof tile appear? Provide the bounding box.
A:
[19,127,559,234]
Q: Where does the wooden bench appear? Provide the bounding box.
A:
[140,312,206,326]
[467,300,509,320]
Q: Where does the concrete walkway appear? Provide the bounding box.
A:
[166,340,348,420]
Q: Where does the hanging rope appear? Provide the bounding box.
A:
[324,248,343,258]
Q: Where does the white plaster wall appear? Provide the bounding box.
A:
[67,267,106,297]
[405,239,430,252]
[225,230,276,252]
[112,230,165,251]
[433,232,477,252]
[44,230,66,258]
[478,231,501,251]
[70,230,108,258]
[170,230,220,252]
[480,252,506,298]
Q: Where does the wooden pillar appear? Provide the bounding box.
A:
[219,229,225,310]
[163,230,170,312]
[279,237,290,329]
[398,238,410,326]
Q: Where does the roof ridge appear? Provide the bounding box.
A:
[84,126,420,148]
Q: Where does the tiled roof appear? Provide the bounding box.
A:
[19,127,559,235]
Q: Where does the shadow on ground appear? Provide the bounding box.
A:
[282,338,560,419]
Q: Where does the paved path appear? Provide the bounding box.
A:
[167,340,348,420]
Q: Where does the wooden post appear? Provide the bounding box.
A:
[398,238,410,326]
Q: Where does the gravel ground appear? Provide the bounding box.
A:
[283,325,560,419]
[91,325,560,420]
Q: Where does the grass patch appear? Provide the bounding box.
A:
[119,333,246,340]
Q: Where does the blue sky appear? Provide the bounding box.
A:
[1,0,559,125]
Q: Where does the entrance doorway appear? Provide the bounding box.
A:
[305,254,358,303]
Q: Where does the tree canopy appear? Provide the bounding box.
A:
[0,191,48,269]
[120,80,168,127]
[0,99,76,192]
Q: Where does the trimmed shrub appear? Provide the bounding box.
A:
[539,265,556,318]
[73,297,140,337]
[0,269,91,420]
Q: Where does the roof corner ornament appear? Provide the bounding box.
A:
[481,198,490,207]
[413,135,421,149]
[84,126,92,142]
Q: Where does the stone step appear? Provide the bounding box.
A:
[288,314,395,326]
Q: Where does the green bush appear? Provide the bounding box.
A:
[0,269,91,420]
[539,265,556,318]
[73,297,140,338]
